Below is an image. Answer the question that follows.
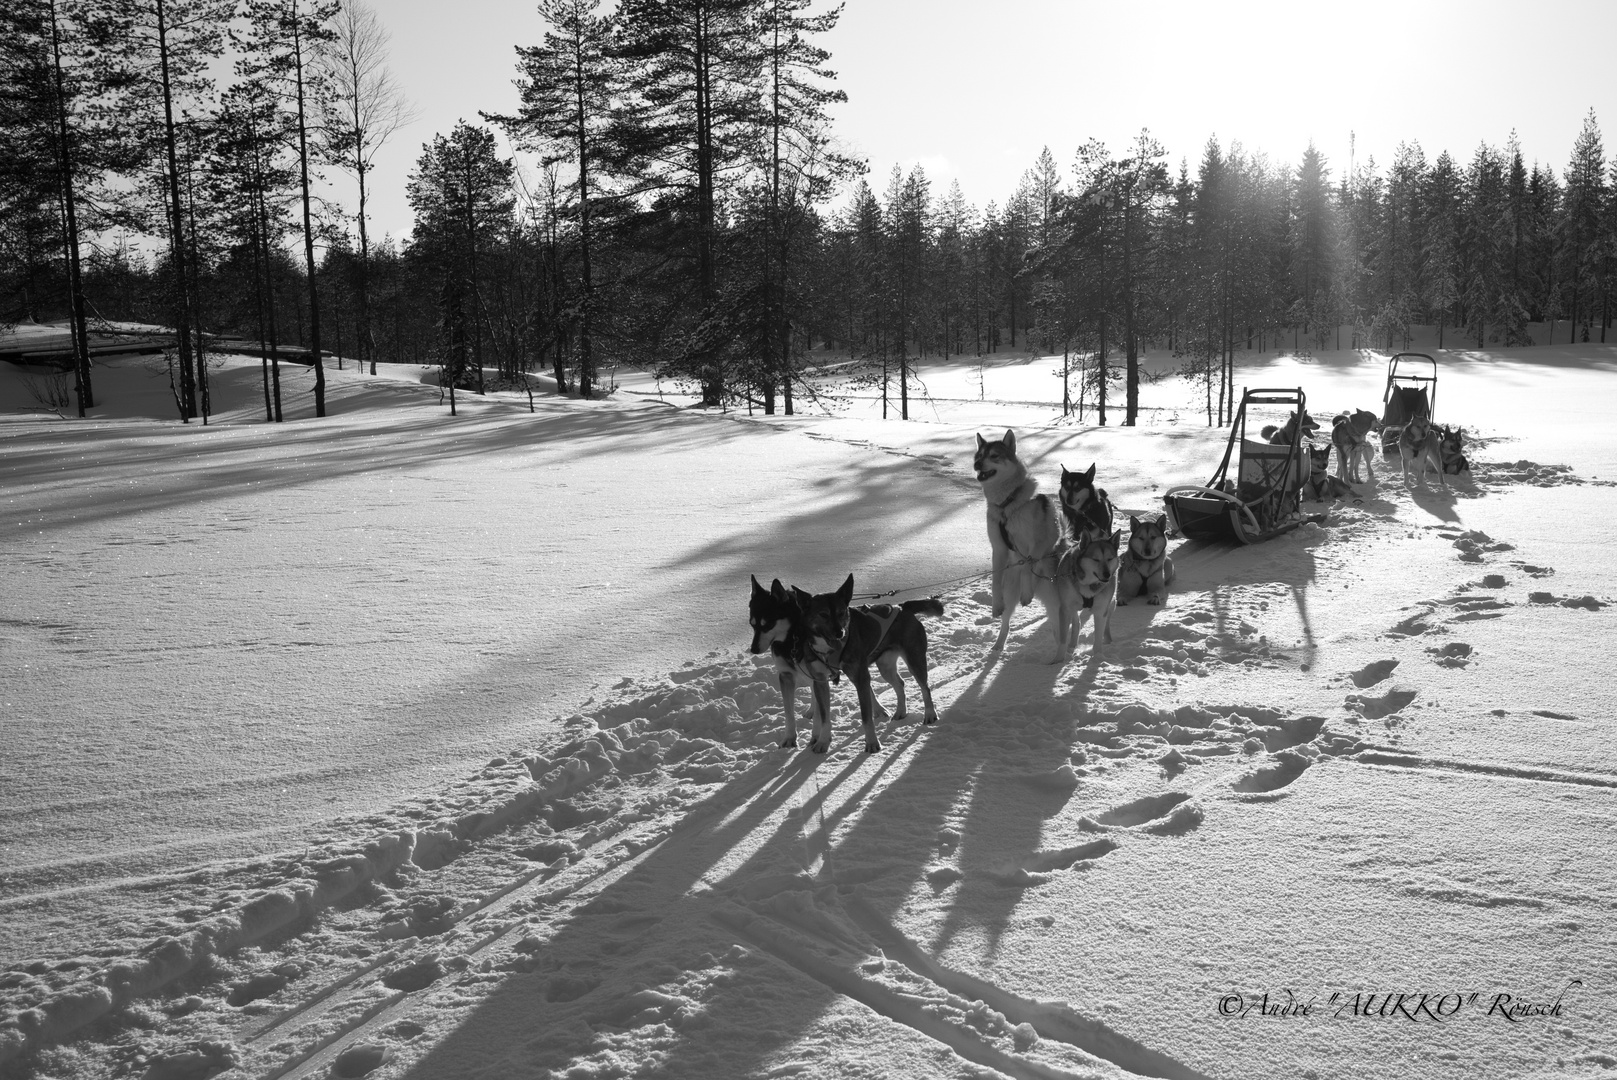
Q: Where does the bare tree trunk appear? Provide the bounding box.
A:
[291,0,326,415]
[155,0,196,421]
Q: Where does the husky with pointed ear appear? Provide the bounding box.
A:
[1398,414,1447,489]
[1331,408,1378,483]
[1054,528,1121,658]
[1438,425,1470,475]
[1117,514,1176,606]
[1302,445,1355,502]
[789,574,945,754]
[1059,463,1115,543]
[974,430,1062,655]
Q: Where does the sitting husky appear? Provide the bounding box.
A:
[974,430,1062,653]
[1397,415,1447,489]
[1301,444,1355,502]
[1331,408,1377,483]
[1058,463,1115,543]
[1055,528,1120,658]
[789,574,944,754]
[1117,514,1176,606]
[1260,409,1320,445]
[1439,425,1470,475]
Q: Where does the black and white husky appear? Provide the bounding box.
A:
[974,430,1062,654]
[749,574,942,753]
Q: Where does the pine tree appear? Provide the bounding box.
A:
[614,0,763,406]
[87,0,232,421]
[406,122,516,406]
[237,0,338,414]
[884,163,930,419]
[0,0,115,414]
[318,0,415,376]
[754,0,853,414]
[490,0,619,399]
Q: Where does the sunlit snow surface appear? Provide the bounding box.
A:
[2,336,1614,1079]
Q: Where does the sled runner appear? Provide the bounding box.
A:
[1163,387,1325,545]
[1380,352,1436,457]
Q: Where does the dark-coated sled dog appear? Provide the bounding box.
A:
[1058,463,1115,543]
[750,574,942,754]
[1439,425,1470,475]
[1302,444,1356,502]
[1331,408,1378,483]
[1260,409,1321,445]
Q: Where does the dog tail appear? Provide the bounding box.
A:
[901,597,945,619]
[1259,424,1279,439]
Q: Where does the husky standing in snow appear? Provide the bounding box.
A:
[974,430,1062,654]
[1397,414,1448,489]
[1055,528,1120,657]
[1331,408,1378,483]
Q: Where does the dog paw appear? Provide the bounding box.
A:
[810,740,829,755]
[922,713,938,726]
[1147,596,1163,606]
[864,738,882,753]
[780,736,799,749]
[991,604,1005,618]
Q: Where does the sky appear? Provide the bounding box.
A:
[358,0,1617,243]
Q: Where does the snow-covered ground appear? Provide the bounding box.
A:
[2,334,1614,1079]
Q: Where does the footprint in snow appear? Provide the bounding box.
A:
[1529,592,1606,610]
[1384,610,1438,638]
[1349,659,1399,689]
[1347,687,1417,720]
[1232,749,1313,795]
[1078,791,1203,836]
[1427,642,1474,668]
[1254,715,1327,752]
[1512,562,1556,578]
[987,839,1119,887]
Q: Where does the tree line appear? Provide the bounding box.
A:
[6,0,1617,427]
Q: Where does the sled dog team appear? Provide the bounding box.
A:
[1263,406,1471,497]
[747,406,1475,753]
[747,427,1176,755]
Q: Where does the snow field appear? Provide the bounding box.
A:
[3,340,1616,1079]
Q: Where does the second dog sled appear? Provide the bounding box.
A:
[1380,351,1436,456]
[1163,388,1324,545]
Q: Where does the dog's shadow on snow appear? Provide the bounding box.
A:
[394,641,1104,1080]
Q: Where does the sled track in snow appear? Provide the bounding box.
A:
[713,898,1213,1080]
[245,756,795,1079]
[1352,749,1617,790]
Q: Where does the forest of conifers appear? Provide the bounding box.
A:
[5,0,1616,425]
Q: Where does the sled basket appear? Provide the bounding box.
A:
[1381,352,1437,455]
[1163,387,1325,545]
